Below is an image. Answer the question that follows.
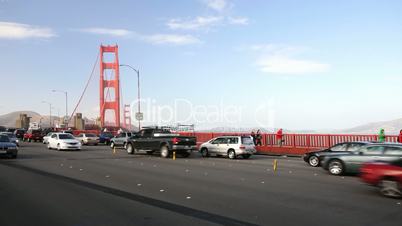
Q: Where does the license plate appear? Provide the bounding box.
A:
[0,150,7,154]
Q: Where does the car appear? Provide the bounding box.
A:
[322,143,402,175]
[14,129,26,139]
[199,136,256,159]
[110,132,132,149]
[0,132,20,146]
[125,128,197,158]
[76,133,99,145]
[23,129,44,142]
[0,134,18,158]
[47,133,81,151]
[99,132,114,144]
[360,159,402,198]
[303,141,371,167]
[42,132,54,144]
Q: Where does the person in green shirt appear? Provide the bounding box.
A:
[378,128,386,142]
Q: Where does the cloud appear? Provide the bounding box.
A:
[257,56,330,74]
[77,27,132,37]
[252,44,330,74]
[228,17,249,25]
[167,16,223,30]
[205,0,227,12]
[143,34,201,45]
[0,21,56,39]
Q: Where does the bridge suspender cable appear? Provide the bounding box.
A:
[67,52,100,127]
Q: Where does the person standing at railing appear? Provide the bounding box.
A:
[255,130,262,146]
[276,128,284,146]
[378,128,386,142]
[251,130,256,145]
[398,130,402,143]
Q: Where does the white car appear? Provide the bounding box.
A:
[76,133,100,145]
[47,133,81,151]
[199,136,256,159]
[42,132,54,144]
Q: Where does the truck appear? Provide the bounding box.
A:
[125,128,197,158]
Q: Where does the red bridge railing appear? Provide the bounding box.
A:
[179,132,399,155]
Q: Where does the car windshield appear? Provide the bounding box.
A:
[0,135,10,142]
[102,132,113,137]
[241,137,254,145]
[59,134,75,140]
[86,134,97,137]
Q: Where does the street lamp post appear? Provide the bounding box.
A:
[42,101,52,128]
[52,90,68,128]
[119,64,141,130]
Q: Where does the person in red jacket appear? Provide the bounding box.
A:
[276,128,284,147]
[398,130,402,143]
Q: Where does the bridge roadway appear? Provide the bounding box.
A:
[0,143,401,226]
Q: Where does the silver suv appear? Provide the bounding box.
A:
[199,136,256,159]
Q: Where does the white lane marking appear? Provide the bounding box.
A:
[153,165,157,167]
[79,169,83,171]
[69,166,73,169]
[60,164,64,167]
[160,189,165,192]
[186,196,191,199]
[105,175,110,178]
[261,181,265,184]
[185,169,190,173]
[137,183,142,187]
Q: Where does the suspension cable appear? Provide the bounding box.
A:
[67,52,100,127]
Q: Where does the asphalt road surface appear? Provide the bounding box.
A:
[1,142,401,226]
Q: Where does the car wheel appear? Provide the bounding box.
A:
[308,155,320,167]
[110,142,115,149]
[180,151,191,158]
[228,149,236,159]
[123,142,127,149]
[379,178,402,198]
[200,148,209,157]
[328,160,344,175]
[57,144,61,151]
[160,145,170,158]
[126,143,135,154]
[242,154,251,159]
[47,144,51,149]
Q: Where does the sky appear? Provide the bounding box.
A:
[1,0,402,130]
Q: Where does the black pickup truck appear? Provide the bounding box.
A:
[125,128,197,158]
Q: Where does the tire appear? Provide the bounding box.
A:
[180,151,191,158]
[126,143,135,155]
[110,142,115,149]
[379,178,402,198]
[228,149,236,159]
[57,144,61,151]
[160,145,170,158]
[308,155,320,167]
[328,159,344,175]
[242,154,251,159]
[200,148,209,157]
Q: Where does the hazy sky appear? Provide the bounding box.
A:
[1,0,402,130]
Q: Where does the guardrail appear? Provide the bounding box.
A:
[178,132,399,155]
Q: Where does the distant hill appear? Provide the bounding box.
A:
[0,111,42,128]
[342,118,402,135]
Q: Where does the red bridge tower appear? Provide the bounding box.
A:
[100,45,120,128]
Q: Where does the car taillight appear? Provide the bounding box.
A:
[172,137,180,144]
[240,145,246,150]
